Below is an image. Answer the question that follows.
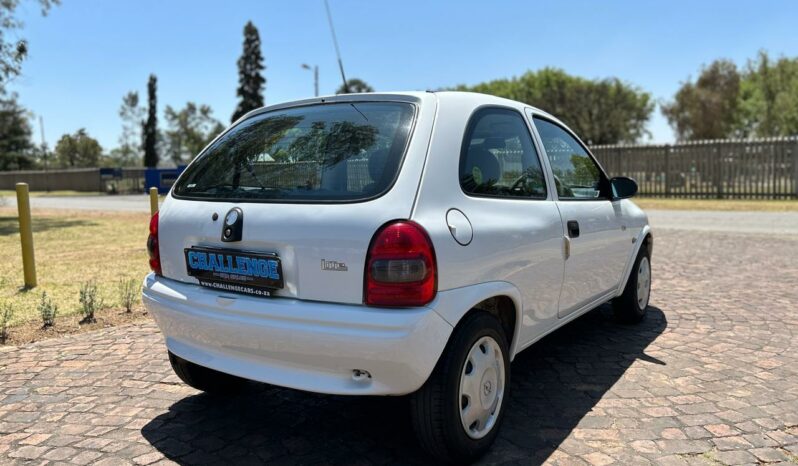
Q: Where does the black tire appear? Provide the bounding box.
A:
[168,351,247,394]
[612,245,651,323]
[410,311,510,464]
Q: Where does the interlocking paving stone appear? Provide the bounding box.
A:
[1,228,797,465]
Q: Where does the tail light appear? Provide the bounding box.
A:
[147,212,162,275]
[365,221,436,307]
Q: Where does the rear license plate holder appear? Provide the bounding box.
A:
[184,246,284,297]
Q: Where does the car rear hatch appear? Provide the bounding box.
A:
[155,94,435,305]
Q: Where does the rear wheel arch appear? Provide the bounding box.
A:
[460,295,518,357]
[431,282,524,359]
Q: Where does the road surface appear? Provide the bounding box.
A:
[2,194,798,234]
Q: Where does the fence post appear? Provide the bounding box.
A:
[15,183,37,289]
[149,187,159,216]
[716,142,724,199]
[664,145,671,198]
[793,138,798,198]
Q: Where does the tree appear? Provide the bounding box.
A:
[455,68,653,144]
[0,91,34,170]
[0,0,59,85]
[661,60,741,141]
[232,21,265,122]
[54,129,102,168]
[663,52,798,140]
[738,51,798,137]
[336,78,374,95]
[142,74,159,167]
[113,91,145,167]
[163,102,224,165]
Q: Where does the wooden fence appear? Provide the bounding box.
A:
[0,167,147,193]
[591,137,798,199]
[2,137,797,199]
[0,168,103,192]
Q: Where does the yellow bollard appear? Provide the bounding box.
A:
[15,183,37,289]
[149,187,159,216]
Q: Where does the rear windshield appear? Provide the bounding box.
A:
[173,102,415,202]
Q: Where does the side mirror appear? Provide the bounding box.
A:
[610,176,638,200]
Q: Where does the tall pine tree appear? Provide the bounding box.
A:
[232,21,265,122]
[0,92,35,171]
[142,74,159,167]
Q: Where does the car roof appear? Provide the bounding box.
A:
[239,91,566,128]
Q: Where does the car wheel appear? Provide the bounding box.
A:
[168,351,247,394]
[612,247,651,323]
[410,311,510,464]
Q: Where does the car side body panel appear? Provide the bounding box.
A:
[411,93,567,350]
[553,199,633,316]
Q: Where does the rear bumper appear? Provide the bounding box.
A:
[142,273,453,395]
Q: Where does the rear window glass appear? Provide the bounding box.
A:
[173,102,415,202]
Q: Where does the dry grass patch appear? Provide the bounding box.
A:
[634,198,798,211]
[0,208,150,328]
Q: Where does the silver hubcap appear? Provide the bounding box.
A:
[637,256,651,310]
[459,336,506,439]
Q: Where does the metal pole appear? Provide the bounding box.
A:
[16,183,37,289]
[324,0,349,93]
[39,116,49,192]
[149,187,159,216]
[314,65,319,97]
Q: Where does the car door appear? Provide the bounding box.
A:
[454,107,565,342]
[530,115,631,318]
[413,103,566,345]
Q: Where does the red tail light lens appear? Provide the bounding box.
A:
[365,221,436,307]
[147,212,162,275]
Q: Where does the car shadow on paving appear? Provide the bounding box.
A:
[140,304,667,465]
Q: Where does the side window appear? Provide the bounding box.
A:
[533,117,605,199]
[460,108,547,199]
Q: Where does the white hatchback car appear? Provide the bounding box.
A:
[143,91,652,463]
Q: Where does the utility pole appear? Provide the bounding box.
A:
[324,0,348,93]
[39,116,50,192]
[313,65,319,97]
[302,64,319,97]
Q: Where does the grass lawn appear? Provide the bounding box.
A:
[633,198,798,211]
[0,208,150,326]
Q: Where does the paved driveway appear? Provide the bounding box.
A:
[1,229,798,465]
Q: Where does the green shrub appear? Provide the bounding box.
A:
[0,302,13,343]
[38,292,57,328]
[79,281,103,323]
[118,278,138,313]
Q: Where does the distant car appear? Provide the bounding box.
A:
[142,91,652,463]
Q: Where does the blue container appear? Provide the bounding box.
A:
[144,166,186,194]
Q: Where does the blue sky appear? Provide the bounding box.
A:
[9,0,798,150]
